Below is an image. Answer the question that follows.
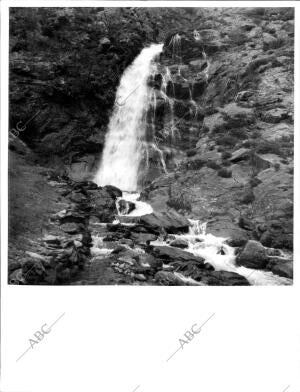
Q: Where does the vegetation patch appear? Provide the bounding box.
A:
[217,168,232,178]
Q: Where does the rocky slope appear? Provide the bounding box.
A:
[142,7,294,254]
[9,7,294,284]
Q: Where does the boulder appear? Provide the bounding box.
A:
[117,199,135,215]
[236,240,269,269]
[151,245,205,265]
[139,210,190,234]
[267,261,293,279]
[130,232,158,244]
[170,238,189,249]
[230,148,251,163]
[103,185,122,199]
[88,188,117,222]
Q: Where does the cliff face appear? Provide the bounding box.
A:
[141,7,294,250]
[9,6,294,271]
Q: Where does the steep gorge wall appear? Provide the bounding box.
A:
[141,7,294,250]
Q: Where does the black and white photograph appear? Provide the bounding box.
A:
[1,2,300,392]
[7,5,294,286]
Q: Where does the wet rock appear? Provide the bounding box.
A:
[170,238,189,249]
[236,240,269,269]
[118,199,135,215]
[167,81,191,99]
[192,75,207,98]
[103,185,122,199]
[88,188,117,222]
[267,259,293,279]
[151,245,205,265]
[139,210,190,234]
[130,232,158,244]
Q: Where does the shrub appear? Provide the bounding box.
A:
[255,140,281,155]
[274,163,280,171]
[222,159,231,167]
[251,130,261,139]
[230,128,248,139]
[216,135,239,147]
[217,168,232,178]
[263,37,286,51]
[206,161,221,170]
[167,194,192,212]
[228,29,249,46]
[240,189,255,204]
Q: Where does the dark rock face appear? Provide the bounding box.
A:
[88,188,117,222]
[139,210,190,234]
[117,199,135,215]
[236,240,269,269]
[170,238,189,249]
[266,257,293,279]
[151,245,206,265]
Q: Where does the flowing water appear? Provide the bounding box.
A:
[94,43,163,191]
[115,194,292,286]
[91,43,292,286]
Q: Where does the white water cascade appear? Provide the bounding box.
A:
[94,43,163,191]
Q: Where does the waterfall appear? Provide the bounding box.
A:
[94,43,163,191]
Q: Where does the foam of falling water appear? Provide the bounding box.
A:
[94,43,163,191]
[151,218,292,286]
[176,220,292,286]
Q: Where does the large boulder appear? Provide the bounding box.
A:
[236,240,269,269]
[139,210,190,234]
[266,257,293,279]
[88,188,117,222]
[170,238,189,249]
[151,245,205,265]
